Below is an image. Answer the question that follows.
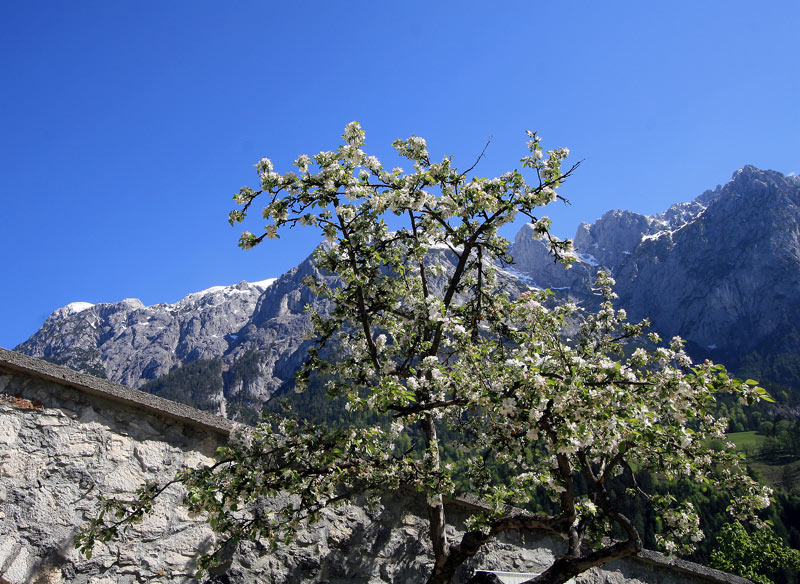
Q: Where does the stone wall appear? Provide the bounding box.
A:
[0,348,230,584]
[0,349,751,584]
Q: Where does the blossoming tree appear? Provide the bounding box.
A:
[77,123,772,584]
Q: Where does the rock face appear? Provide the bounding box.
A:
[615,167,800,363]
[0,349,750,584]
[14,247,528,422]
[509,189,721,294]
[210,252,334,421]
[14,255,332,421]
[510,166,800,396]
[16,280,275,389]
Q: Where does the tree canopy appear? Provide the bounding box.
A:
[77,122,773,584]
[711,521,800,584]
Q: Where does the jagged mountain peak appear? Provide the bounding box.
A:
[515,166,799,278]
[169,279,277,311]
[47,280,277,321]
[614,166,800,361]
[731,164,783,181]
[724,165,800,199]
[16,278,276,390]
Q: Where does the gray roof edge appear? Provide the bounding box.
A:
[634,549,753,584]
[0,347,233,436]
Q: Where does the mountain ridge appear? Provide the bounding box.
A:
[16,165,800,416]
[16,279,276,387]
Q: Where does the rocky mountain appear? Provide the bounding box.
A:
[16,165,800,416]
[134,246,528,422]
[510,165,800,400]
[17,279,275,387]
[16,253,338,421]
[616,168,800,357]
[508,180,721,293]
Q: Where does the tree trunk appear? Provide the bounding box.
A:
[422,414,448,579]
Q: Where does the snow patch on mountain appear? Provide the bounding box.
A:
[252,278,277,289]
[576,253,599,266]
[54,301,95,317]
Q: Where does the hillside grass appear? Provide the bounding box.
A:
[728,431,800,493]
[727,431,766,455]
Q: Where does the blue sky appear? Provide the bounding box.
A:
[1,1,798,349]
